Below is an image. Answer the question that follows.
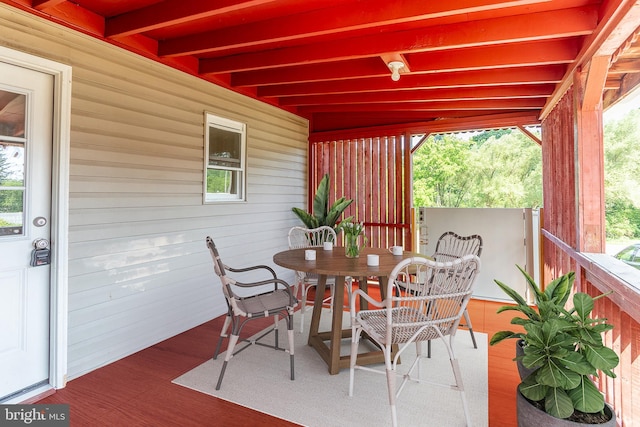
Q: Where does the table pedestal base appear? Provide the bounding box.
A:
[307,275,395,375]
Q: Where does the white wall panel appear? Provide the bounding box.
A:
[417,207,530,301]
[0,5,308,379]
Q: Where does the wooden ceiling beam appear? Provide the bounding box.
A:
[32,0,66,10]
[198,6,597,73]
[232,39,577,87]
[309,111,541,141]
[540,0,640,119]
[157,0,551,57]
[24,0,105,36]
[581,55,610,110]
[105,0,278,38]
[259,65,566,97]
[279,85,555,106]
[298,98,545,113]
[607,58,640,74]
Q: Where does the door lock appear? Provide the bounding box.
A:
[31,239,51,266]
[33,216,47,227]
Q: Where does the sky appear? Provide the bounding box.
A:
[604,86,640,124]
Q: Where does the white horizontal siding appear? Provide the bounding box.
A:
[0,5,307,379]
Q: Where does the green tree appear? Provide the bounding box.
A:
[469,132,542,208]
[0,150,24,220]
[413,129,542,208]
[412,134,474,207]
[604,108,640,239]
[470,128,512,145]
[0,150,11,183]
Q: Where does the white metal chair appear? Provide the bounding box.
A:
[349,255,481,427]
[431,231,483,352]
[288,226,352,333]
[206,236,297,390]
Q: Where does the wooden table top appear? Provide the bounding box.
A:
[273,246,425,277]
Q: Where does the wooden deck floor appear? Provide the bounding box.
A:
[36,298,520,426]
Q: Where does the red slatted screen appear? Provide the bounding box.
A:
[310,135,411,249]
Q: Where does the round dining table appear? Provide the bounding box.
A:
[273,246,424,374]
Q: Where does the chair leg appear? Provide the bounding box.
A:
[287,314,295,381]
[444,336,472,426]
[348,326,363,397]
[451,357,472,426]
[299,285,308,333]
[214,314,232,359]
[386,366,398,427]
[273,315,280,348]
[463,309,478,349]
[344,278,353,310]
[216,333,239,390]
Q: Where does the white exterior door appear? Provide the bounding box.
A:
[0,61,53,400]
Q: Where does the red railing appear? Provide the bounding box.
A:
[543,231,640,427]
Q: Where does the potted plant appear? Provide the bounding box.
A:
[490,266,619,426]
[291,173,353,230]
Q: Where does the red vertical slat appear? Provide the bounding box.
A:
[371,137,381,248]
[403,132,413,249]
[387,136,396,247]
[380,136,389,248]
[393,136,404,245]
[618,312,632,426]
[362,137,372,247]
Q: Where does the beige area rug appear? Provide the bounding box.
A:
[172,310,488,427]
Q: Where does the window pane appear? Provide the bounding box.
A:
[0,91,26,138]
[0,143,25,186]
[207,169,240,195]
[0,189,24,236]
[208,126,241,168]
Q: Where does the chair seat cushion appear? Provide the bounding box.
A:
[357,307,450,344]
[237,289,295,316]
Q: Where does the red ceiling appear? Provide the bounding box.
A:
[2,0,639,136]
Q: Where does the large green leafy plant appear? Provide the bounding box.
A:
[292,174,353,229]
[490,266,619,420]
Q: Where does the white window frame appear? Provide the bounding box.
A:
[203,112,247,203]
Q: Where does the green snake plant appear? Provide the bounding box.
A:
[291,173,353,230]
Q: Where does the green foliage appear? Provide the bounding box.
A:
[470,128,512,145]
[413,112,640,240]
[291,173,353,229]
[0,151,11,182]
[413,129,542,208]
[490,267,619,420]
[604,109,640,240]
[412,134,474,207]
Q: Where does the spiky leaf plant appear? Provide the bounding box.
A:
[291,174,353,230]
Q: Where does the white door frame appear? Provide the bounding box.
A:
[0,46,71,396]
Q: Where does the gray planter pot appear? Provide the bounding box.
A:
[517,388,616,427]
[515,339,537,380]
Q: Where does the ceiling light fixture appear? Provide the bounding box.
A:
[388,60,405,81]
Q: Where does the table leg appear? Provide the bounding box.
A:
[378,276,388,300]
[328,275,346,375]
[358,277,368,310]
[307,274,327,346]
[306,274,394,374]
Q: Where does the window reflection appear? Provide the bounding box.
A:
[0,89,26,236]
[0,90,26,138]
[0,189,24,236]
